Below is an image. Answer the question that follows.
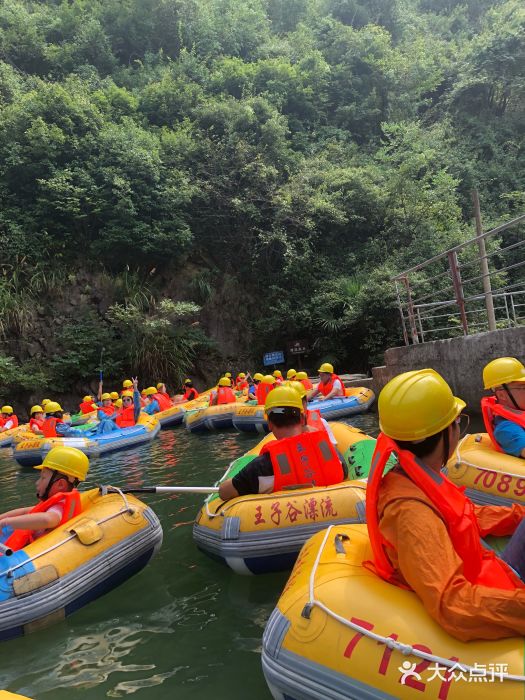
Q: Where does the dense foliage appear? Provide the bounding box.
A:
[0,0,523,396]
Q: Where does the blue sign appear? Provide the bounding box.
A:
[263,351,285,367]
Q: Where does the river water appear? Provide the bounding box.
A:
[0,413,380,699]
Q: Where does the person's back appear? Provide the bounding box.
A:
[79,396,96,415]
[482,357,525,458]
[367,368,525,642]
[0,446,89,550]
[256,375,275,405]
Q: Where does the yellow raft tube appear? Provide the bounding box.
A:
[185,395,248,432]
[193,423,368,574]
[155,388,212,428]
[446,433,525,507]
[262,523,525,700]
[0,488,162,641]
[0,425,28,448]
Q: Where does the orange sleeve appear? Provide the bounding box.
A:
[473,502,525,537]
[382,498,525,642]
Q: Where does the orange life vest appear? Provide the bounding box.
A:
[481,396,525,452]
[3,490,82,552]
[301,378,313,390]
[116,405,136,428]
[183,387,199,401]
[236,380,248,391]
[29,417,44,432]
[0,417,4,429]
[153,392,172,411]
[42,416,63,438]
[99,404,115,416]
[79,401,95,414]
[318,373,343,397]
[260,430,344,492]
[306,409,325,432]
[216,386,236,405]
[366,432,524,591]
[4,415,19,429]
[256,383,274,405]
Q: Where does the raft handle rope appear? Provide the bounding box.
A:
[301,525,525,682]
[453,435,525,482]
[5,488,138,578]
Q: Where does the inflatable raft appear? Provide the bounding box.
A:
[262,523,524,700]
[0,425,28,448]
[193,423,374,574]
[155,391,211,428]
[185,401,246,432]
[0,487,163,641]
[232,388,375,433]
[13,414,160,467]
[446,432,525,507]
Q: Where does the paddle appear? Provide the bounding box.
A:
[0,543,13,556]
[101,485,220,495]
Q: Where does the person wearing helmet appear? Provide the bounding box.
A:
[182,379,199,402]
[0,446,88,550]
[248,373,263,401]
[285,381,339,448]
[295,371,313,391]
[367,368,525,642]
[481,357,525,458]
[79,395,97,415]
[97,392,115,418]
[110,391,120,404]
[272,369,284,385]
[142,386,171,415]
[41,402,84,438]
[209,377,236,406]
[235,372,249,392]
[219,386,346,499]
[121,379,133,395]
[97,378,141,431]
[29,405,45,435]
[286,369,297,380]
[309,363,344,401]
[256,375,276,405]
[0,405,18,432]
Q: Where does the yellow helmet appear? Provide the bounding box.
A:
[1,405,13,414]
[238,372,246,378]
[82,395,93,403]
[44,401,63,414]
[483,357,525,390]
[35,446,89,481]
[285,380,307,399]
[121,390,133,398]
[296,371,308,381]
[110,391,119,400]
[115,398,123,408]
[262,375,276,385]
[122,379,133,388]
[273,370,283,378]
[41,399,50,406]
[265,386,304,414]
[253,372,264,381]
[184,379,192,385]
[318,362,334,374]
[218,377,231,387]
[156,382,164,390]
[143,386,157,396]
[286,369,297,379]
[30,404,43,415]
[101,392,111,401]
[379,369,465,441]
[225,372,232,378]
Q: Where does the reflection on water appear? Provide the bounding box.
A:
[0,413,384,699]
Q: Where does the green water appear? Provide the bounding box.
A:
[0,414,379,699]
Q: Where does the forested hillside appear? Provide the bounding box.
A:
[0,0,523,395]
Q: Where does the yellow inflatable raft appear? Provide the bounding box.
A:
[446,433,525,507]
[0,488,162,641]
[0,425,28,448]
[193,423,369,574]
[185,398,247,433]
[262,523,525,700]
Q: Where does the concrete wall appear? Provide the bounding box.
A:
[372,327,525,410]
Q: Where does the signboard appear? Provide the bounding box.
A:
[263,350,285,367]
[287,339,309,355]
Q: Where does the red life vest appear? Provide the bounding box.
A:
[301,378,313,390]
[153,392,172,411]
[256,383,274,405]
[216,387,236,405]
[236,380,248,391]
[42,416,63,438]
[29,417,44,433]
[99,404,115,416]
[116,405,136,428]
[0,417,4,429]
[365,432,524,591]
[183,387,199,401]
[306,409,325,432]
[79,401,95,414]
[481,396,525,452]
[3,415,19,429]
[261,430,344,492]
[3,490,82,552]
[318,374,343,397]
